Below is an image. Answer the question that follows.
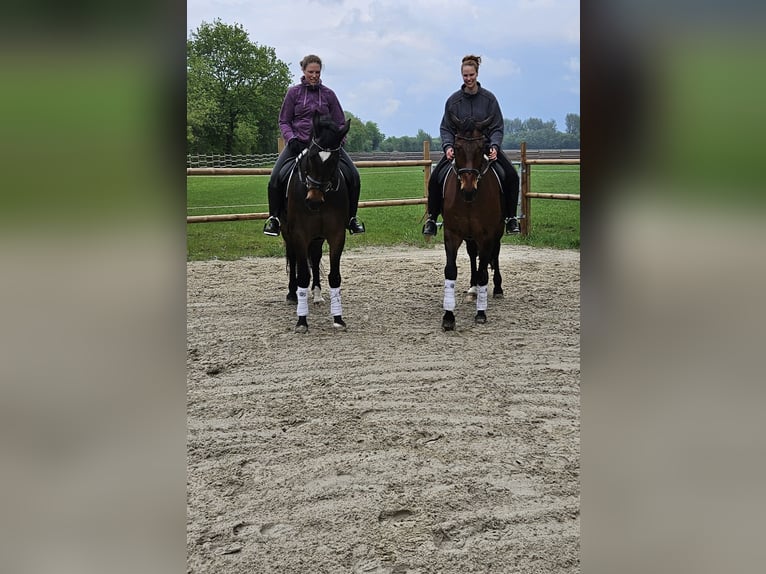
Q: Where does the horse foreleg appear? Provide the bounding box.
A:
[327,237,346,330]
[491,241,503,299]
[294,248,312,333]
[309,238,324,304]
[285,242,298,303]
[465,239,479,302]
[474,255,491,324]
[442,239,460,331]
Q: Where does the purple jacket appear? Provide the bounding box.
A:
[278,77,346,144]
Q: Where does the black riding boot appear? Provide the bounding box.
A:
[263,180,282,236]
[347,185,365,234]
[340,151,365,234]
[423,176,442,236]
[503,174,520,234]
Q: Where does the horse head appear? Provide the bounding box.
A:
[302,112,351,210]
[451,115,491,202]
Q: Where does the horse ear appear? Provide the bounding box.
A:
[449,113,463,130]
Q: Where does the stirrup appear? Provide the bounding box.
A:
[263,216,280,236]
[348,217,365,234]
[505,216,520,234]
[422,218,438,236]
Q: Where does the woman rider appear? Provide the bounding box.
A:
[263,54,365,236]
[423,54,519,236]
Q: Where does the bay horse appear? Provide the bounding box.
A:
[440,116,505,330]
[280,112,351,333]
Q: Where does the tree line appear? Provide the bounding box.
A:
[187,20,580,155]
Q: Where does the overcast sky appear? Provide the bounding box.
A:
[186,0,579,139]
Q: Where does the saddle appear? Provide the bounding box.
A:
[277,156,299,192]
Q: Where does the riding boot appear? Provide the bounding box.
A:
[347,188,365,234]
[346,183,365,234]
[503,175,520,234]
[423,175,442,236]
[263,180,283,236]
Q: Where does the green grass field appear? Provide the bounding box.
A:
[187,165,579,260]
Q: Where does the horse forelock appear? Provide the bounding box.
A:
[313,115,343,148]
[461,117,477,134]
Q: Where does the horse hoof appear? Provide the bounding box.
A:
[332,316,347,330]
[442,321,455,331]
[474,312,487,324]
[287,293,297,303]
[295,317,308,333]
[493,290,504,299]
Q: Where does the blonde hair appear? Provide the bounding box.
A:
[300,54,323,70]
[461,54,481,73]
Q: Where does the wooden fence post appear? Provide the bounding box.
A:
[423,141,431,209]
[520,141,530,236]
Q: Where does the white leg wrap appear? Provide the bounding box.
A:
[443,279,456,311]
[297,287,309,317]
[477,284,488,312]
[330,286,342,316]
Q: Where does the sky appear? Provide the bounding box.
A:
[186,0,579,139]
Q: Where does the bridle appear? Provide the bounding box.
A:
[452,134,494,184]
[297,137,342,194]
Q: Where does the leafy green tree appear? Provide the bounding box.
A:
[565,113,580,138]
[343,112,371,152]
[187,19,291,154]
[364,121,384,150]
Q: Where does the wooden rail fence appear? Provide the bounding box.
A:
[518,142,580,235]
[187,141,580,236]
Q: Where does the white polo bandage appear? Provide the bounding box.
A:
[443,279,456,311]
[330,287,342,316]
[297,287,309,317]
[477,284,488,311]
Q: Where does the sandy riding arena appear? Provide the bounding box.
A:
[187,245,580,573]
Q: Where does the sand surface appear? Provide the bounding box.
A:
[187,244,580,573]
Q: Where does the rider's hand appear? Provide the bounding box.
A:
[287,138,303,155]
[445,146,454,160]
[488,146,498,160]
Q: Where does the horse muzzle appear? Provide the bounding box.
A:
[305,187,325,210]
[458,169,479,202]
[459,178,478,202]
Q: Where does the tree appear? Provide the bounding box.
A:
[364,121,384,151]
[565,113,580,138]
[187,20,291,154]
[343,112,372,152]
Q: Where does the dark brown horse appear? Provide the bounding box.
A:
[440,117,505,330]
[281,112,351,333]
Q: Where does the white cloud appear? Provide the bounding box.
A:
[187,0,580,136]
